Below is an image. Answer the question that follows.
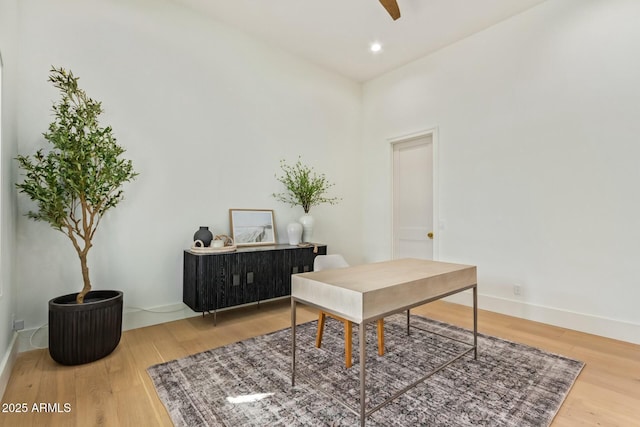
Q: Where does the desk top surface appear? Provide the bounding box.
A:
[291,258,477,322]
[293,258,475,293]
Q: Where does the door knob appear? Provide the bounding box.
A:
[427,232,434,239]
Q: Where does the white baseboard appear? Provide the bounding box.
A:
[17,303,203,352]
[0,332,19,400]
[16,295,639,353]
[122,303,202,331]
[16,300,281,352]
[444,291,640,345]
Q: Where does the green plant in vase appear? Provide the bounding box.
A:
[272,158,340,243]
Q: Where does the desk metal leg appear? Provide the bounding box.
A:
[406,309,410,335]
[473,286,478,360]
[359,321,367,427]
[291,298,297,386]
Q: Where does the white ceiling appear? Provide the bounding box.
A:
[174,0,548,82]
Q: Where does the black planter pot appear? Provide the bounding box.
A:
[48,290,123,366]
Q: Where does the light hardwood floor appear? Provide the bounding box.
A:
[1,300,639,426]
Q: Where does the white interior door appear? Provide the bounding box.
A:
[392,134,434,260]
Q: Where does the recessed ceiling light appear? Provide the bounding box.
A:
[370,42,382,53]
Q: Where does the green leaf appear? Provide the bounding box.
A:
[14,66,139,297]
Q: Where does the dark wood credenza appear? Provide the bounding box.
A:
[183,244,327,319]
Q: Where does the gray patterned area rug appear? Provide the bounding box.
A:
[148,314,583,426]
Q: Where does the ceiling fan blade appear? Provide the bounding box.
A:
[379,0,401,20]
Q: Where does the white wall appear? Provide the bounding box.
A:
[14,0,363,346]
[0,0,20,398]
[362,0,640,343]
[10,0,640,351]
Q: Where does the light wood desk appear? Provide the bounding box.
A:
[291,258,478,426]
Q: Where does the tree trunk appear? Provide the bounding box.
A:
[76,252,92,304]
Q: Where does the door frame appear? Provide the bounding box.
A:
[389,127,439,260]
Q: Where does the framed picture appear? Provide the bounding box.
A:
[229,209,277,246]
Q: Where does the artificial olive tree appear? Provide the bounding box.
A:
[16,67,138,303]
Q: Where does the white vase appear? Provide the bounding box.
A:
[299,213,315,242]
[287,222,303,245]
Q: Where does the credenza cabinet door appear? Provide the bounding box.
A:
[257,250,279,301]
[278,247,318,297]
[183,251,216,312]
[218,253,244,309]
